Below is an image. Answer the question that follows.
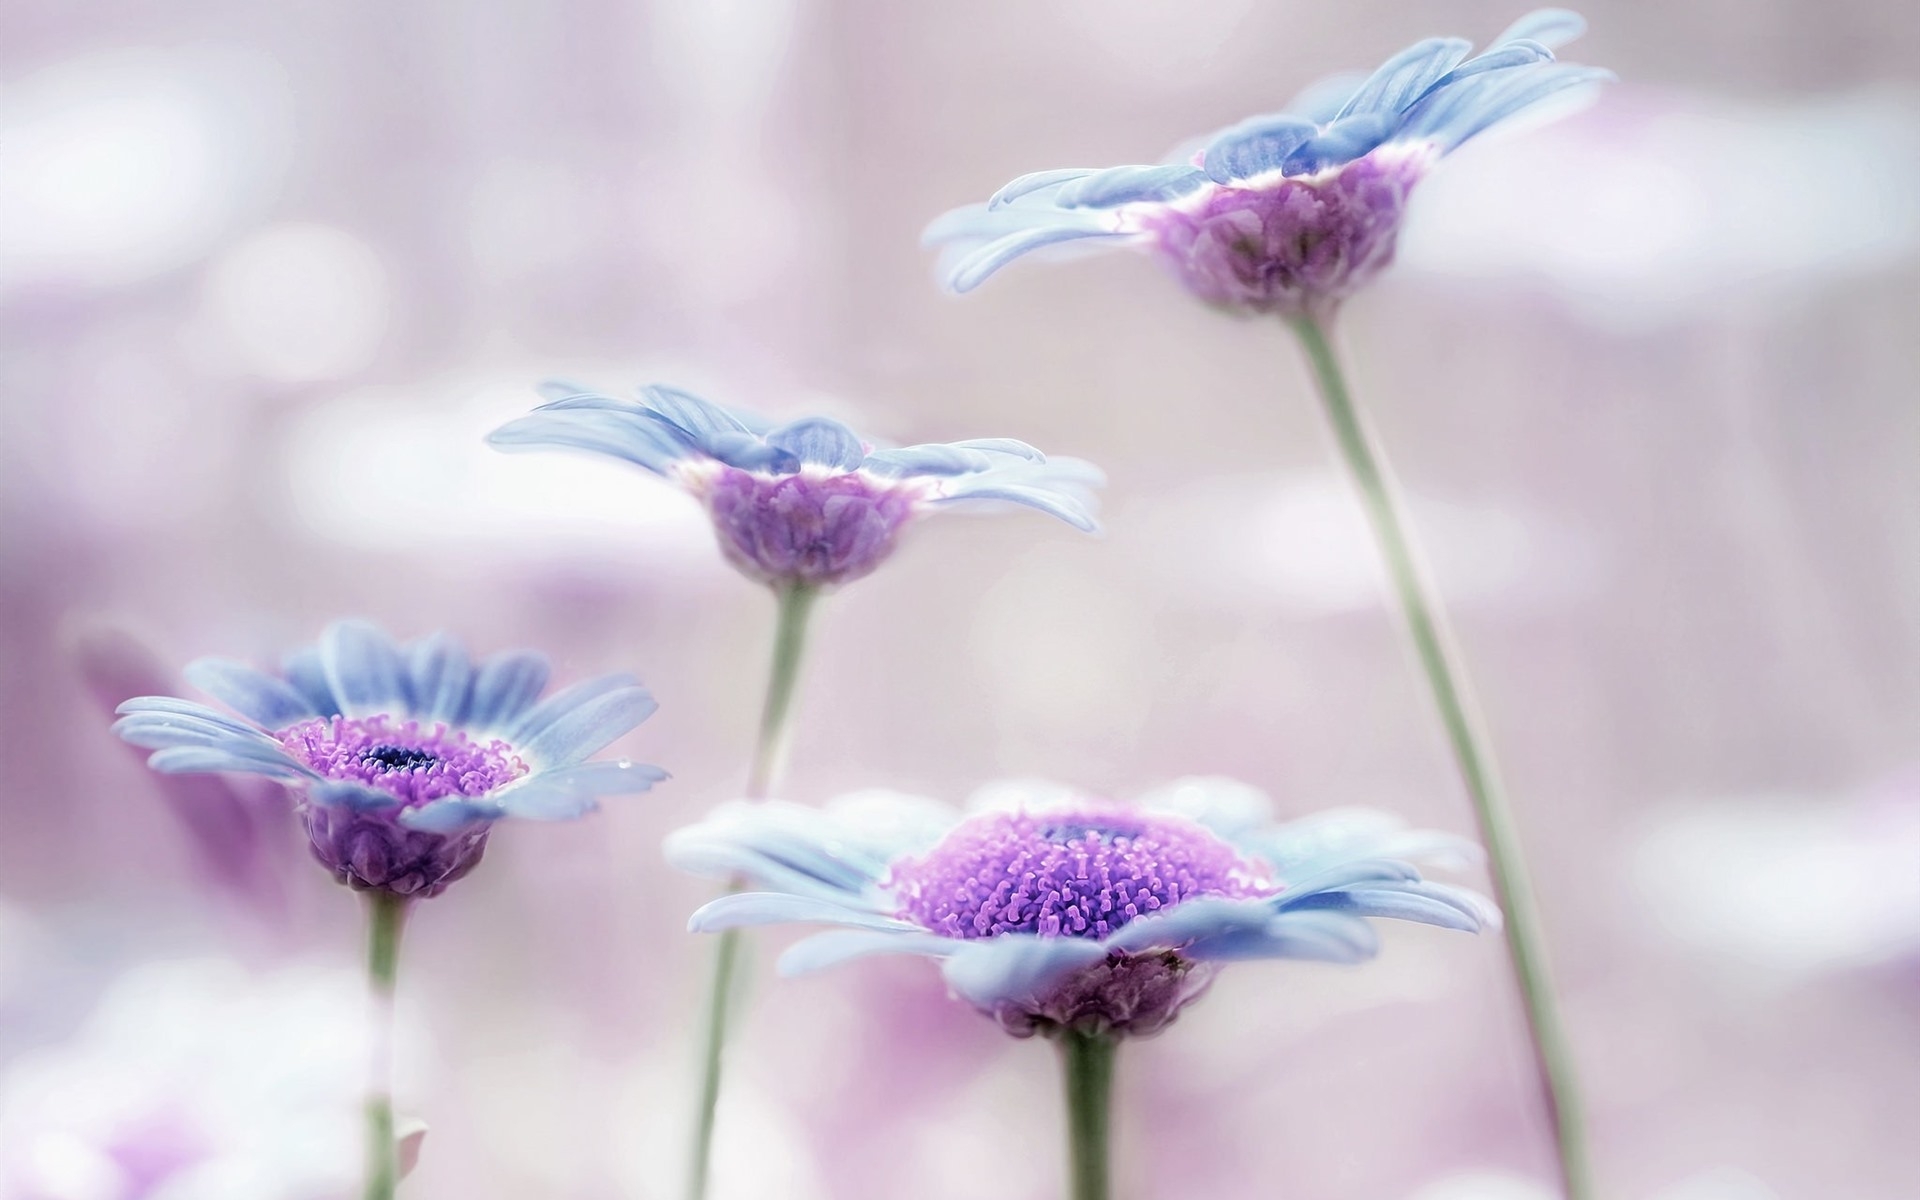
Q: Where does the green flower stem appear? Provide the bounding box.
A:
[1058,1030,1117,1200]
[745,583,820,799]
[1287,314,1595,1200]
[363,891,409,1200]
[687,582,821,1200]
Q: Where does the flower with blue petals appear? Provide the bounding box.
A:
[113,621,666,898]
[668,779,1494,1039]
[926,9,1611,317]
[489,383,1103,590]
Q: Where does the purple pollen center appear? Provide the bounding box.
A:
[887,807,1269,940]
[276,715,527,806]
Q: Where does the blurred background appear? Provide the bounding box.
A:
[4,1,1919,1197]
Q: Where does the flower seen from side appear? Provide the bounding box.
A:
[925,9,1612,318]
[668,779,1495,1039]
[113,621,666,899]
[489,383,1103,590]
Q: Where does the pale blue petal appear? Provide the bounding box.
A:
[989,168,1100,209]
[308,780,407,812]
[461,651,551,732]
[1245,808,1477,879]
[950,438,1045,461]
[1187,910,1381,963]
[405,633,472,724]
[862,444,987,478]
[1053,164,1206,208]
[114,696,265,736]
[181,659,318,728]
[702,430,801,473]
[487,409,688,475]
[508,673,642,745]
[1436,41,1554,88]
[319,622,409,717]
[516,684,656,768]
[638,385,760,440]
[663,811,890,903]
[766,417,866,470]
[929,481,1099,531]
[1201,115,1320,183]
[1100,896,1277,954]
[1337,37,1473,119]
[940,935,1109,1008]
[1284,71,1370,124]
[944,225,1129,294]
[145,745,311,780]
[281,649,342,718]
[487,780,598,822]
[1494,8,1586,49]
[399,797,503,831]
[1283,112,1398,175]
[1401,64,1612,149]
[527,759,670,796]
[779,930,965,976]
[1272,858,1424,903]
[113,713,284,753]
[687,891,921,934]
[1282,882,1489,932]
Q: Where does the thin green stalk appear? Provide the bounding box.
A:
[1287,314,1595,1200]
[746,584,820,798]
[363,892,408,1200]
[1058,1030,1116,1200]
[687,583,820,1200]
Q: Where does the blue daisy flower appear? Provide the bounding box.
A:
[925,9,1612,316]
[113,620,666,898]
[489,383,1103,590]
[668,778,1494,1039]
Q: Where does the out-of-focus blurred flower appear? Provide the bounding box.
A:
[0,958,364,1200]
[488,383,1102,590]
[670,778,1492,1039]
[111,621,666,899]
[924,9,1610,316]
[69,623,289,911]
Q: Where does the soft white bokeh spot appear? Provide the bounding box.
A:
[197,223,393,383]
[0,47,291,292]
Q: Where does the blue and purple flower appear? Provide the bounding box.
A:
[489,383,1102,590]
[668,779,1494,1039]
[113,621,666,898]
[925,9,1611,317]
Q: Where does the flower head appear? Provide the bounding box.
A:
[925,9,1611,317]
[489,383,1103,590]
[113,621,666,899]
[668,780,1494,1039]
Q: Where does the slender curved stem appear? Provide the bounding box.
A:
[363,892,409,1200]
[1059,1030,1116,1200]
[745,584,820,799]
[1287,315,1595,1200]
[687,583,821,1200]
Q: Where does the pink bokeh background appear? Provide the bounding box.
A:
[4,2,1920,1198]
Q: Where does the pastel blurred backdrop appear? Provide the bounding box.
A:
[3,2,1919,1199]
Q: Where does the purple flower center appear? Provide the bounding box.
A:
[276,715,527,806]
[699,466,922,589]
[1143,148,1429,316]
[887,807,1270,940]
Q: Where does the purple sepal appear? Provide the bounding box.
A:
[704,467,919,589]
[302,804,490,898]
[990,952,1217,1040]
[1145,149,1428,317]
